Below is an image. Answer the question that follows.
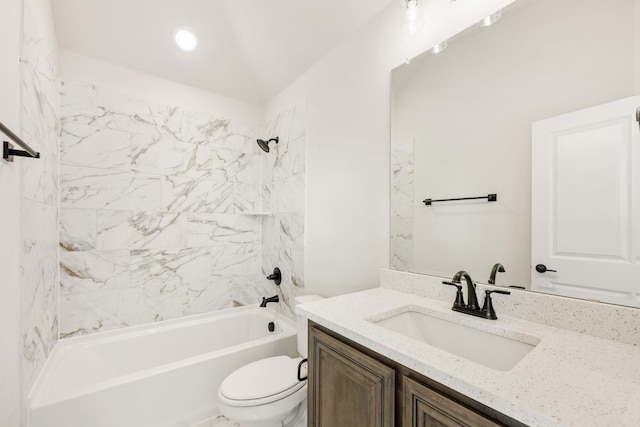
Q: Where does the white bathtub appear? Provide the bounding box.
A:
[28,306,298,427]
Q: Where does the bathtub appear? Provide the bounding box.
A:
[28,305,298,427]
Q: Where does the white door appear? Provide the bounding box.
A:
[531,96,640,307]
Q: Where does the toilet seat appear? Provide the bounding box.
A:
[218,356,306,407]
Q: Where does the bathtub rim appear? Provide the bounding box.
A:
[28,305,296,409]
[59,304,291,346]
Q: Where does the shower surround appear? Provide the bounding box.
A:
[21,0,60,396]
[59,79,306,337]
[261,100,306,318]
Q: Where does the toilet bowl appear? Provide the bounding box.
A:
[217,295,322,427]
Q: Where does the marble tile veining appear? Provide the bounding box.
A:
[233,182,261,213]
[60,123,131,171]
[263,213,304,251]
[59,288,158,337]
[186,214,260,246]
[210,243,261,275]
[189,112,252,151]
[94,88,164,137]
[59,208,97,251]
[259,99,307,319]
[21,255,58,389]
[264,174,305,213]
[161,176,234,214]
[130,247,212,291]
[60,80,97,124]
[389,219,414,271]
[60,250,130,295]
[131,134,202,177]
[152,277,236,320]
[59,80,299,336]
[210,149,259,184]
[96,210,187,250]
[20,0,60,396]
[60,164,162,211]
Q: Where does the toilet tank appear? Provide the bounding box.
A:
[294,295,323,357]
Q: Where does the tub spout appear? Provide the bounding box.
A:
[260,295,279,308]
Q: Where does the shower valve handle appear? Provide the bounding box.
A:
[266,267,282,286]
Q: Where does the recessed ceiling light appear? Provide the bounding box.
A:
[174,26,198,51]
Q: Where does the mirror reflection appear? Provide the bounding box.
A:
[390,0,640,307]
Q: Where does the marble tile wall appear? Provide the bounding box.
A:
[59,80,269,337]
[390,138,414,271]
[20,0,60,394]
[261,99,306,318]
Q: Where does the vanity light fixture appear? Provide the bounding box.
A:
[174,26,198,51]
[402,0,425,35]
[480,10,502,27]
[432,41,448,54]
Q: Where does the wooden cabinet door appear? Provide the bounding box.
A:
[403,377,502,427]
[308,326,395,427]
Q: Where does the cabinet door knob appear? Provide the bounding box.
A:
[535,264,557,273]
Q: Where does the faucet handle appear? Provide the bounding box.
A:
[486,290,510,296]
[442,281,465,307]
[482,289,511,319]
[266,267,282,286]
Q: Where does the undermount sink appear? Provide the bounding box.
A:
[371,310,537,371]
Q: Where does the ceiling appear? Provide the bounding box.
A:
[51,0,395,104]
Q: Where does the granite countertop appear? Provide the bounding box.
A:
[296,288,640,427]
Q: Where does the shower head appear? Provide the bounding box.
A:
[256,137,279,153]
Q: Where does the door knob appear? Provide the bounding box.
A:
[535,264,557,273]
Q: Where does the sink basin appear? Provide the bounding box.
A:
[371,310,537,371]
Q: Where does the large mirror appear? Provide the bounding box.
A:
[390,0,640,307]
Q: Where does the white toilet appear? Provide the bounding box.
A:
[217,295,322,427]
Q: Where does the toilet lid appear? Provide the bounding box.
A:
[219,356,305,402]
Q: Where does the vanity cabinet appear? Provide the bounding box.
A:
[403,377,501,427]
[308,324,395,427]
[308,322,521,427]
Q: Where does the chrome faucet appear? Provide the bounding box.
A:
[443,271,510,319]
[488,263,506,285]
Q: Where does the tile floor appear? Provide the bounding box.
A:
[190,414,239,427]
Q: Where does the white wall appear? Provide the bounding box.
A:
[266,0,516,297]
[0,0,24,422]
[59,50,263,125]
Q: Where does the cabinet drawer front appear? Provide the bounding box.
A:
[309,326,395,427]
[403,377,503,427]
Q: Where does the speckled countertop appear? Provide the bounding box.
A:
[296,288,640,427]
